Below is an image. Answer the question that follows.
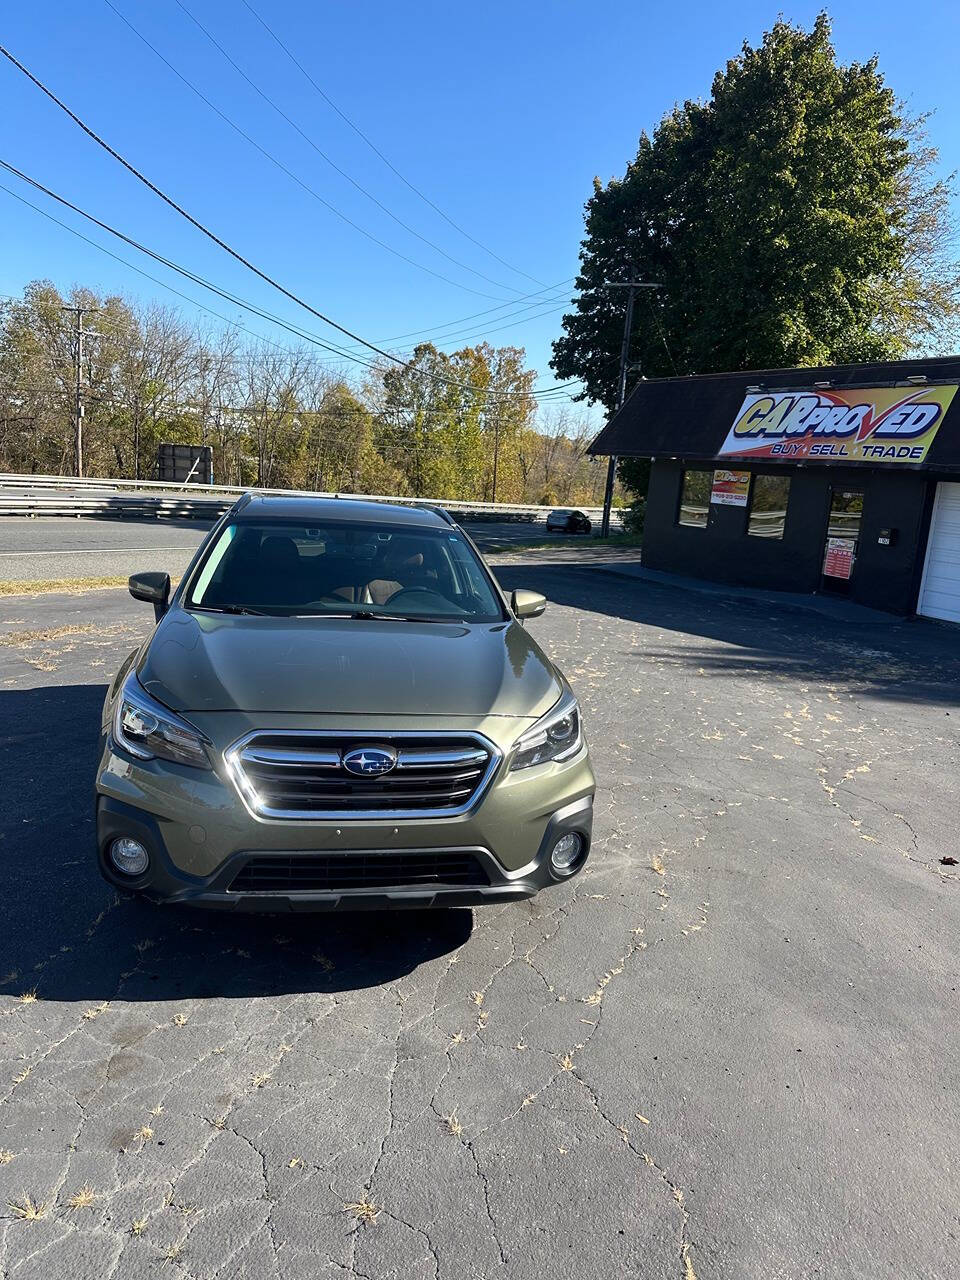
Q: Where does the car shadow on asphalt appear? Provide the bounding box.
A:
[494,561,960,707]
[0,684,473,1003]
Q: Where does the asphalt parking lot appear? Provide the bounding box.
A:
[1,552,959,1279]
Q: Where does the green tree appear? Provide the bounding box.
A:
[374,341,535,500]
[551,13,960,494]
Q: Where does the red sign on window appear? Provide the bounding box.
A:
[824,537,855,579]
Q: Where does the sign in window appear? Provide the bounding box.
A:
[824,538,855,579]
[710,470,751,506]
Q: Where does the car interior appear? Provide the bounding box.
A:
[191,523,502,618]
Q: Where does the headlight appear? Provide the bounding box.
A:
[510,694,582,771]
[113,673,210,769]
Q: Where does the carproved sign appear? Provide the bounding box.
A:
[719,386,958,464]
[710,469,750,506]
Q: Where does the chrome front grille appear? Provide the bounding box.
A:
[224,731,499,820]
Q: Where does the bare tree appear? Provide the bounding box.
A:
[241,343,310,488]
[191,324,241,484]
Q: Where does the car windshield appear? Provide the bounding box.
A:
[185,518,507,622]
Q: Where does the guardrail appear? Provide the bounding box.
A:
[0,473,620,524]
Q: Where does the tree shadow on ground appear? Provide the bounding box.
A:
[494,561,960,708]
[0,684,472,1003]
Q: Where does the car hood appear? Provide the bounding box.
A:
[138,607,561,720]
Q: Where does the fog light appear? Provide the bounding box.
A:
[109,837,149,877]
[550,832,584,874]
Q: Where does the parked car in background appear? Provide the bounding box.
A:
[546,508,592,534]
[96,495,595,911]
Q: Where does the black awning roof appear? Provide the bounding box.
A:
[589,355,960,469]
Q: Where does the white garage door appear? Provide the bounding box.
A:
[918,483,960,622]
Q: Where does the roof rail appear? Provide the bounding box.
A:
[228,491,256,515]
[418,502,457,526]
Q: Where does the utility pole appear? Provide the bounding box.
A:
[61,305,100,478]
[599,282,661,537]
[491,410,501,503]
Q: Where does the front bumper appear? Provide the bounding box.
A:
[95,704,595,910]
[96,792,593,911]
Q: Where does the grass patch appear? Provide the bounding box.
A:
[585,532,643,547]
[0,626,95,649]
[7,1194,48,1221]
[0,577,130,596]
[486,533,643,554]
[65,1185,97,1210]
[0,623,134,672]
[344,1199,380,1225]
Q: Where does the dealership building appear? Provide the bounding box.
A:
[590,355,960,620]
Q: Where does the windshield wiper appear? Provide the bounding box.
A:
[291,609,376,619]
[294,609,462,623]
[386,614,464,624]
[194,604,271,616]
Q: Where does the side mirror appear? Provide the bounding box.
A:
[511,589,546,620]
[129,571,171,622]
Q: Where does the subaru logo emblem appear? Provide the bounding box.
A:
[342,746,398,777]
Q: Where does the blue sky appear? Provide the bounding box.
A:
[2,1,959,422]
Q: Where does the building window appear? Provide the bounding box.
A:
[678,470,712,527]
[747,474,791,539]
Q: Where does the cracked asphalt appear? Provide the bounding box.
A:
[1,553,959,1279]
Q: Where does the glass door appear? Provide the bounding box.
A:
[821,489,864,594]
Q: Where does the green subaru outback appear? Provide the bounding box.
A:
[96,495,595,910]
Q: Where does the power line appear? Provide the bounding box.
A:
[0,165,380,370]
[0,44,407,356]
[2,383,378,418]
[0,180,368,371]
[238,0,548,290]
[0,47,577,403]
[2,384,575,444]
[644,288,680,376]
[100,2,510,303]
[166,0,529,298]
[0,166,576,406]
[2,179,572,385]
[392,301,568,358]
[367,278,574,345]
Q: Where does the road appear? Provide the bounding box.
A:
[0,516,587,583]
[1,553,958,1279]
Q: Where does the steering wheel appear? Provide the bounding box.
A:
[385,587,456,609]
